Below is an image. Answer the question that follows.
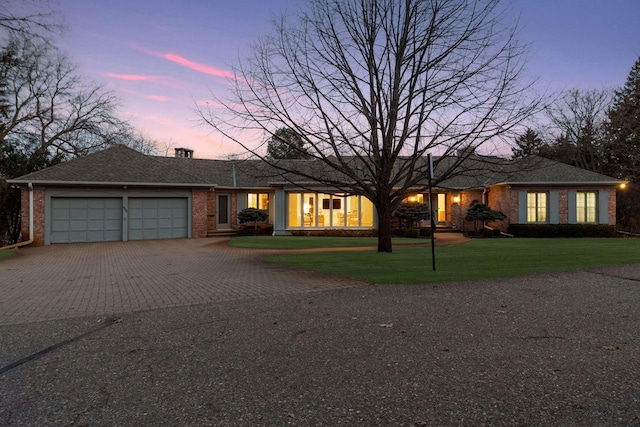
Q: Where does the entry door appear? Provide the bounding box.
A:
[217,194,231,229]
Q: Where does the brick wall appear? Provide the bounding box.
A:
[231,192,238,228]
[20,187,45,246]
[451,189,484,232]
[206,191,216,233]
[486,186,512,232]
[489,186,617,227]
[191,190,208,238]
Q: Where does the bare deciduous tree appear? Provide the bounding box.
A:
[0,0,64,40]
[199,0,540,252]
[545,88,612,173]
[0,34,154,158]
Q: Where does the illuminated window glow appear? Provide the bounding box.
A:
[527,192,547,223]
[287,192,374,228]
[576,191,597,223]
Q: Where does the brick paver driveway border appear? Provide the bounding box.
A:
[0,238,369,325]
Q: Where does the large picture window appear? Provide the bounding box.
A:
[576,191,597,223]
[527,192,547,223]
[287,192,374,228]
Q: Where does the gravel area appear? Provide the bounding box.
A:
[1,264,639,426]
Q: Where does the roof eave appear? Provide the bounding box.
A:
[7,179,215,188]
[491,181,624,186]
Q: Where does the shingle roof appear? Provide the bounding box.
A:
[488,156,622,185]
[10,145,210,186]
[9,145,622,189]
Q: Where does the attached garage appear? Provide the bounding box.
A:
[44,189,193,244]
[51,197,123,244]
[128,197,188,240]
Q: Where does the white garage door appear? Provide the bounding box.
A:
[51,198,123,243]
[128,198,188,240]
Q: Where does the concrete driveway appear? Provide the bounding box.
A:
[0,238,368,325]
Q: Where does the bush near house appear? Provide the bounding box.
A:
[465,200,506,237]
[508,224,617,238]
[237,208,269,229]
[394,202,431,229]
[235,226,274,236]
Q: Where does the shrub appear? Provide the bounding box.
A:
[236,225,273,236]
[465,200,506,232]
[392,228,406,237]
[507,224,617,238]
[403,228,420,238]
[394,202,430,229]
[237,208,268,228]
[419,227,432,237]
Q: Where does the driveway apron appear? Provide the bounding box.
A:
[0,238,368,325]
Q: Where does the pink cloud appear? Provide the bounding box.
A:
[128,42,236,80]
[144,115,174,126]
[147,95,170,102]
[106,73,173,84]
[106,73,149,81]
[163,53,235,79]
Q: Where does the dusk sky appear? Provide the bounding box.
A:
[50,0,640,159]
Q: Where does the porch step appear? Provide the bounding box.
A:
[207,230,237,238]
[433,227,460,233]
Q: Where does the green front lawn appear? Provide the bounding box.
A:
[230,235,426,250]
[0,248,17,262]
[244,237,640,284]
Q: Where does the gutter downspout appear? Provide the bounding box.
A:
[0,183,34,250]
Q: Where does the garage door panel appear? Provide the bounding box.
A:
[128,197,188,240]
[51,197,122,244]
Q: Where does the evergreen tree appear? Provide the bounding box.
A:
[511,128,545,159]
[606,57,640,182]
[606,57,640,232]
[465,200,506,233]
[266,128,310,159]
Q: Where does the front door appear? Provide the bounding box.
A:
[217,194,231,229]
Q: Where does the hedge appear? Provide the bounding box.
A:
[507,224,617,238]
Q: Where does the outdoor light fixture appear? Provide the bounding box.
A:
[620,183,627,190]
[453,195,461,204]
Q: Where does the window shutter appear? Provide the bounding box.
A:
[598,191,609,224]
[518,192,527,223]
[567,191,577,224]
[549,191,559,224]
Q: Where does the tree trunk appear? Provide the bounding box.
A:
[376,202,393,253]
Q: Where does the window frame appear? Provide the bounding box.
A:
[576,191,598,223]
[527,192,548,223]
[247,192,269,210]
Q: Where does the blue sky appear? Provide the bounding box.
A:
[52,0,640,158]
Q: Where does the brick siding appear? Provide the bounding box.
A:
[20,187,45,246]
[191,190,209,238]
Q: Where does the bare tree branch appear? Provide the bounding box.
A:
[198,0,542,251]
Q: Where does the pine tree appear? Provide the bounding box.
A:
[606,57,640,182]
[511,128,545,159]
[606,57,640,232]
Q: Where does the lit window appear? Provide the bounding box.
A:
[404,194,424,203]
[248,193,269,210]
[287,192,374,228]
[527,192,547,223]
[576,192,597,223]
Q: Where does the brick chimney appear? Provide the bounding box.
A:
[174,148,194,158]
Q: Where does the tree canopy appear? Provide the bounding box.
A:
[266,128,310,159]
[199,0,540,252]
